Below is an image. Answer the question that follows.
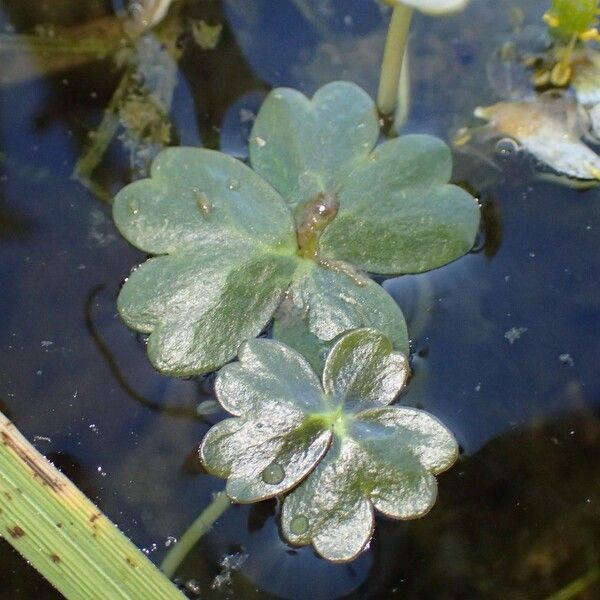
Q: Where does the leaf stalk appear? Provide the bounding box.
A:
[160,491,231,578]
[377,2,414,115]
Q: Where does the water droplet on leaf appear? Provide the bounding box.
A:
[128,199,140,216]
[261,462,285,485]
[194,188,212,216]
[289,515,309,535]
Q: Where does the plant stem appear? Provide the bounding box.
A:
[551,32,578,86]
[0,411,185,600]
[161,491,232,578]
[377,2,413,115]
[545,566,600,600]
[394,42,411,130]
[72,68,134,203]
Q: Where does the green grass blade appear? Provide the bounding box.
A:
[0,411,185,600]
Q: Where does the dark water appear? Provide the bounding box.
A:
[0,1,598,598]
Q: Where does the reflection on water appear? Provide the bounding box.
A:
[84,284,203,419]
[0,0,598,598]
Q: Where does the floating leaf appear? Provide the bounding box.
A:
[200,329,458,562]
[318,135,480,275]
[321,328,408,411]
[114,82,479,375]
[250,83,479,275]
[281,411,453,561]
[274,259,409,363]
[114,148,298,375]
[200,338,333,502]
[249,82,379,209]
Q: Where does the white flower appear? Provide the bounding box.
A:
[385,0,470,16]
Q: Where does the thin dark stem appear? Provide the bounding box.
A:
[84,284,199,419]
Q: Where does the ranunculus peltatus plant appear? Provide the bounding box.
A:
[113,81,480,376]
[199,328,458,562]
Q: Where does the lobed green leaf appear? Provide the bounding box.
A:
[113,148,299,376]
[274,260,409,362]
[319,135,481,275]
[281,405,457,561]
[200,329,458,562]
[249,81,379,208]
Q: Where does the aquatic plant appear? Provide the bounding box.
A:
[161,329,457,569]
[113,81,480,376]
[542,0,600,85]
[0,1,212,201]
[544,0,600,41]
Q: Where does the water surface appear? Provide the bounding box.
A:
[0,1,598,598]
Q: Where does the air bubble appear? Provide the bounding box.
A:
[261,462,285,485]
[227,178,240,191]
[289,515,309,535]
[495,137,520,159]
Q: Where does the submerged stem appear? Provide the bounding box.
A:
[377,2,413,115]
[161,491,231,578]
[72,68,134,203]
[545,566,600,600]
